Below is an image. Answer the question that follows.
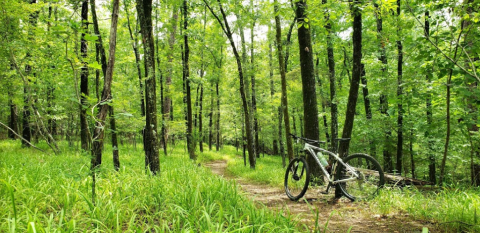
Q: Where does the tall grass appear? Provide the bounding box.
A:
[0,140,300,232]
[373,186,480,232]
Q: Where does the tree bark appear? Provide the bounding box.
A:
[274,0,294,161]
[124,0,145,116]
[91,0,120,169]
[396,0,404,175]
[79,0,89,151]
[182,0,196,160]
[374,3,393,173]
[215,81,220,151]
[110,105,120,171]
[295,1,320,175]
[269,35,278,155]
[424,11,436,183]
[136,0,160,174]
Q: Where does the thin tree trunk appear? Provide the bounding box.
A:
[91,0,120,168]
[136,0,160,174]
[374,2,393,173]
[396,0,404,175]
[124,0,145,116]
[8,90,18,140]
[182,0,195,160]
[360,64,376,157]
[424,11,436,184]
[295,0,320,176]
[215,81,220,151]
[209,83,214,151]
[110,105,120,171]
[274,0,294,161]
[80,0,89,151]
[278,106,285,167]
[269,36,278,155]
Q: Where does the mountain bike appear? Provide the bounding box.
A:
[285,134,385,201]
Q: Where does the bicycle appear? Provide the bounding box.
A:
[285,134,385,201]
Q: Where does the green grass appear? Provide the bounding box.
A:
[373,186,480,232]
[0,140,300,232]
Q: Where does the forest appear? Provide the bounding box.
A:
[0,0,479,232]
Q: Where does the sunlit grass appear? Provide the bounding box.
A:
[373,186,480,232]
[0,140,300,232]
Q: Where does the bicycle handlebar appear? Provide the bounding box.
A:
[289,133,326,144]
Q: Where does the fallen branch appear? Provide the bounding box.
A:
[0,121,47,153]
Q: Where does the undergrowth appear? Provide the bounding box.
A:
[0,140,300,232]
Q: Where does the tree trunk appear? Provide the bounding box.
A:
[79,0,89,151]
[110,105,120,171]
[182,0,195,160]
[136,0,160,174]
[278,106,286,167]
[424,11,436,184]
[295,0,320,175]
[125,0,145,116]
[274,0,294,161]
[374,3,393,173]
[9,90,18,140]
[269,36,278,155]
[251,18,259,159]
[91,0,120,169]
[209,83,214,151]
[360,64,376,157]
[396,0,404,175]
[215,81,220,151]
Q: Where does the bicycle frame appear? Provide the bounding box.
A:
[302,142,359,184]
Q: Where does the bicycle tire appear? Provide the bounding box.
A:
[285,157,310,201]
[335,153,384,201]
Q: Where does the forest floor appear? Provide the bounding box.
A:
[204,160,442,233]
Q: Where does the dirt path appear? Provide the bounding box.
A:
[204,160,441,233]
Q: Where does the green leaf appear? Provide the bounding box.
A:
[88,62,102,70]
[84,34,98,42]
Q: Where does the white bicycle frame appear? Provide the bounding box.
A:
[302,142,359,184]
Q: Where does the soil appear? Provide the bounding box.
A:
[204,160,443,233]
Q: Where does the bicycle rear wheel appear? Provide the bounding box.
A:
[335,153,384,201]
[285,157,310,201]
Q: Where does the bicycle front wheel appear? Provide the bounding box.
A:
[335,153,384,201]
[285,157,310,201]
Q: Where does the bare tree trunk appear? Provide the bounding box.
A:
[215,81,220,151]
[424,11,436,184]
[182,0,195,160]
[396,0,404,175]
[374,2,393,173]
[136,0,160,174]
[274,0,294,161]
[79,0,89,151]
[295,0,320,175]
[90,0,120,206]
[124,0,145,116]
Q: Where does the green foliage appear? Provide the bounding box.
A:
[0,140,300,232]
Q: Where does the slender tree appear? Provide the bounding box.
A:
[295,0,320,176]
[396,0,404,175]
[274,0,294,162]
[136,0,160,174]
[182,0,196,160]
[79,0,89,151]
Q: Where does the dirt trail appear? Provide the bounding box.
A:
[204,160,441,233]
